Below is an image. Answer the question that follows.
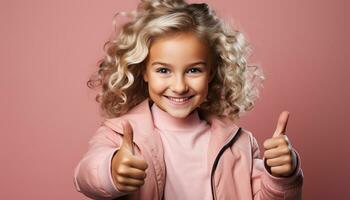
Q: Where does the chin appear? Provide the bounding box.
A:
[167,111,191,119]
[166,105,198,118]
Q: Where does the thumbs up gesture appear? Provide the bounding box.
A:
[263,111,297,177]
[111,120,148,193]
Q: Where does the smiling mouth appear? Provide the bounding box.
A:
[164,95,194,103]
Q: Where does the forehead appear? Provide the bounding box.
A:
[148,32,210,64]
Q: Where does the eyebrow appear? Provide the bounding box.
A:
[151,61,207,68]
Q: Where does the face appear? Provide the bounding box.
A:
[144,31,212,119]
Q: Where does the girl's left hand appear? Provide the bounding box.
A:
[263,111,297,177]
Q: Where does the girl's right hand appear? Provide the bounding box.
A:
[111,120,148,193]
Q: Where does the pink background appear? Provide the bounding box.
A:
[1,0,348,199]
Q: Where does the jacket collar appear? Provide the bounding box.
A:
[103,98,241,168]
[202,112,241,168]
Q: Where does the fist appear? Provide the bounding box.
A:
[111,120,148,193]
[263,111,297,177]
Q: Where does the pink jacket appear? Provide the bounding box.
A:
[73,99,303,200]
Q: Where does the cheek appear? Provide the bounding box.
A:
[191,78,209,94]
[147,75,167,95]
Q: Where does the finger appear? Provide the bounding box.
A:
[121,120,134,155]
[115,176,145,187]
[128,157,148,171]
[263,138,279,150]
[264,146,291,159]
[273,111,289,137]
[271,164,293,176]
[116,185,140,193]
[263,135,289,150]
[115,166,147,179]
[265,154,292,167]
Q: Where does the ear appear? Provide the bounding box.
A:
[143,69,149,82]
[208,67,216,83]
[142,57,150,82]
[207,53,217,83]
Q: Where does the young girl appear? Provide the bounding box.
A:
[73,0,303,199]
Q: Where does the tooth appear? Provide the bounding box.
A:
[168,97,189,102]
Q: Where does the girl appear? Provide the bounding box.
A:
[73,0,304,199]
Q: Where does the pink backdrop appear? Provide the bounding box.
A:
[1,0,349,199]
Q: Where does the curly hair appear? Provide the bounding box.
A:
[87,0,265,120]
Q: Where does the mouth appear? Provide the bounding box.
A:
[164,95,194,104]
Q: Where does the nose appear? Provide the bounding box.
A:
[171,75,189,94]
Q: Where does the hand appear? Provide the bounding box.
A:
[263,111,297,177]
[111,120,148,193]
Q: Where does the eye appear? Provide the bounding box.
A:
[187,67,202,73]
[156,67,170,74]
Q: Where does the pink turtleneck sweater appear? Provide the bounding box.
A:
[151,104,212,200]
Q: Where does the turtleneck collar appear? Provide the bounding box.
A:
[151,103,202,132]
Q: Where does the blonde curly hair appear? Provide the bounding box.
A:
[87,0,265,120]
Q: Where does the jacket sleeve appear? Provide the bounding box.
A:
[73,125,128,199]
[250,134,304,200]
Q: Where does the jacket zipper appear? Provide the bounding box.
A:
[210,128,242,200]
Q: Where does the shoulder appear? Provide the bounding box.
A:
[230,127,258,152]
[103,99,154,133]
[204,112,255,139]
[239,127,257,146]
[205,112,256,147]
